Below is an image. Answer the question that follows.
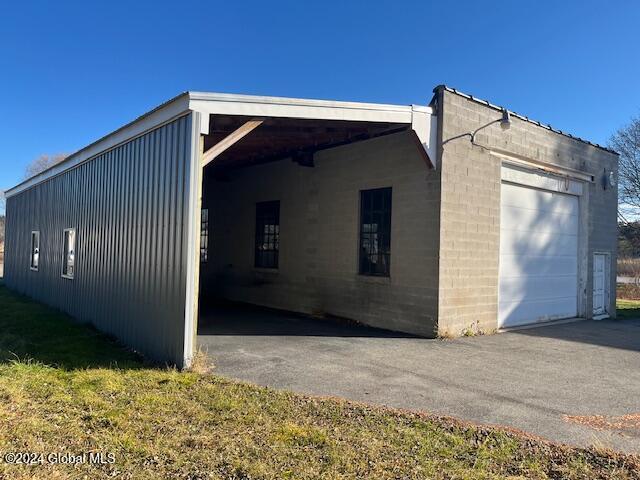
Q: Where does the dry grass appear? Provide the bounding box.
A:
[564,414,640,433]
[618,284,640,301]
[618,258,640,278]
[1,283,639,479]
[187,345,215,375]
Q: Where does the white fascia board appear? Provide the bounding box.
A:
[5,93,191,198]
[188,91,426,124]
[411,106,437,168]
[6,91,434,197]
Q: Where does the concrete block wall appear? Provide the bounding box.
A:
[201,130,441,336]
[437,88,618,335]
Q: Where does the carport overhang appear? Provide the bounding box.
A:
[2,90,436,368]
[189,92,437,169]
[182,92,438,367]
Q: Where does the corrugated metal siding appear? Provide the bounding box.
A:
[4,114,193,365]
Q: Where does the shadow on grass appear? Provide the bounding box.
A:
[0,282,144,370]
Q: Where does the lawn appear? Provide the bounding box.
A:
[617,298,640,319]
[0,284,639,479]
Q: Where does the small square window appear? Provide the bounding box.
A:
[62,228,76,279]
[30,231,40,271]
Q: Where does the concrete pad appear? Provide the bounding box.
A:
[198,304,640,454]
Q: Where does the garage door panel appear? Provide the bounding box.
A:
[499,232,578,258]
[502,184,579,216]
[499,274,577,303]
[499,296,577,327]
[499,178,579,328]
[499,255,577,278]
[501,205,579,235]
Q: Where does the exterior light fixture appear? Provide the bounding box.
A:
[443,108,514,147]
[500,109,511,130]
[603,169,616,190]
[469,108,512,144]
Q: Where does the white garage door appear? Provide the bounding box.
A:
[499,181,579,328]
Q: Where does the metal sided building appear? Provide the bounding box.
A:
[4,87,618,367]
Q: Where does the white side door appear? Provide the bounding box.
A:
[593,253,607,316]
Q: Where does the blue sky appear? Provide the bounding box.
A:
[1,0,639,210]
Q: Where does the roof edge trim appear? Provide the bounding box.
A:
[7,91,432,198]
[6,93,191,198]
[188,92,429,124]
[188,91,419,113]
[434,85,618,155]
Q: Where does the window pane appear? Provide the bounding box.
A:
[63,233,69,274]
[373,191,383,210]
[63,229,76,278]
[68,230,75,274]
[359,188,391,276]
[200,208,209,263]
[31,232,39,270]
[255,201,280,268]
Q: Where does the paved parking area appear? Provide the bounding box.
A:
[198,305,640,453]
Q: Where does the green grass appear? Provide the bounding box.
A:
[0,284,639,479]
[617,298,640,319]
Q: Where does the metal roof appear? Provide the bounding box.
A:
[8,85,613,198]
[6,92,434,198]
[434,85,618,155]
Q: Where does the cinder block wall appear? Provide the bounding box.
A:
[437,88,618,335]
[201,130,441,336]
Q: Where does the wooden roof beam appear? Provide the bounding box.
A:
[201,119,263,167]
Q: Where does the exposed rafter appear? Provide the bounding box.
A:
[201,119,263,167]
[210,125,409,172]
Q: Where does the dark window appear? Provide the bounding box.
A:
[255,201,280,269]
[200,209,209,263]
[359,187,391,276]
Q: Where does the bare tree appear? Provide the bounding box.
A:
[24,153,68,179]
[610,117,640,218]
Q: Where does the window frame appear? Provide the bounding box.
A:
[254,200,280,270]
[30,230,40,271]
[358,187,392,277]
[61,228,76,280]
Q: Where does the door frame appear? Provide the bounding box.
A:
[592,251,611,319]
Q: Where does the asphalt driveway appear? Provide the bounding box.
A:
[198,305,640,454]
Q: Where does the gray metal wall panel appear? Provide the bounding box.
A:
[4,114,193,365]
